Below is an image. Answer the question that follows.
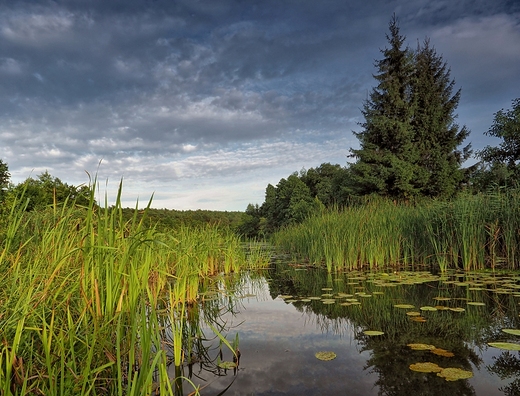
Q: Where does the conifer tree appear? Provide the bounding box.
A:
[411,39,471,198]
[350,16,470,199]
[349,15,421,199]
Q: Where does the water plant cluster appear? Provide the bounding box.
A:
[264,262,520,394]
[0,184,269,395]
[272,192,520,272]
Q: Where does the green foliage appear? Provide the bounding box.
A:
[272,191,520,272]
[242,164,356,238]
[350,17,470,199]
[0,159,10,195]
[411,39,471,198]
[9,171,92,211]
[0,181,269,395]
[476,98,520,190]
[120,207,243,232]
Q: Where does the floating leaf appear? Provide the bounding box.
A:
[321,287,333,291]
[431,348,455,357]
[420,306,438,311]
[406,311,421,317]
[279,295,293,299]
[322,299,335,304]
[488,342,520,351]
[502,329,520,336]
[408,343,436,351]
[467,302,486,306]
[315,351,336,361]
[394,304,415,309]
[359,294,372,298]
[437,367,473,381]
[218,361,237,369]
[449,307,465,313]
[364,330,384,336]
[433,297,451,301]
[435,305,450,310]
[409,362,442,373]
[410,316,427,322]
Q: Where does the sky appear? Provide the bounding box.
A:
[1,0,519,211]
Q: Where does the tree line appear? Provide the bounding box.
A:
[238,16,520,238]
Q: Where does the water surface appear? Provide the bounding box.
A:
[177,263,520,395]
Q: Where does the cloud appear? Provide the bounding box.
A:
[0,0,518,209]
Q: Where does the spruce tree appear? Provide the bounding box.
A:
[350,16,470,200]
[411,39,471,198]
[350,15,421,199]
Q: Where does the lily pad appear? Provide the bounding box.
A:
[315,351,337,361]
[449,307,466,313]
[467,302,486,306]
[420,306,438,311]
[406,311,421,316]
[217,361,237,369]
[408,343,436,351]
[488,342,520,351]
[409,362,442,373]
[394,304,415,309]
[431,348,455,357]
[363,330,384,336]
[502,329,520,336]
[410,316,427,322]
[437,367,473,381]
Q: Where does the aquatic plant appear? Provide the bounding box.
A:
[272,192,520,272]
[0,179,269,395]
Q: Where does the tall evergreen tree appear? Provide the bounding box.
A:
[350,15,420,199]
[350,16,470,199]
[411,39,471,197]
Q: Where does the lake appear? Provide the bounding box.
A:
[171,260,520,396]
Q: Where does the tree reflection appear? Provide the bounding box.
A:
[487,351,520,396]
[360,336,479,396]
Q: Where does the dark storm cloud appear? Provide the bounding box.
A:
[0,0,518,209]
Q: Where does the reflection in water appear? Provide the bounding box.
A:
[171,262,520,395]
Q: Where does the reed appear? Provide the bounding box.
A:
[0,180,269,395]
[272,191,520,272]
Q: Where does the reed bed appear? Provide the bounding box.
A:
[0,183,269,395]
[272,192,520,272]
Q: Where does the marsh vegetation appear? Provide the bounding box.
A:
[0,183,269,395]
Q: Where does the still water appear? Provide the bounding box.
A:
[175,261,520,396]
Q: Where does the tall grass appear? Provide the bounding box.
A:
[272,192,520,272]
[0,181,269,395]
